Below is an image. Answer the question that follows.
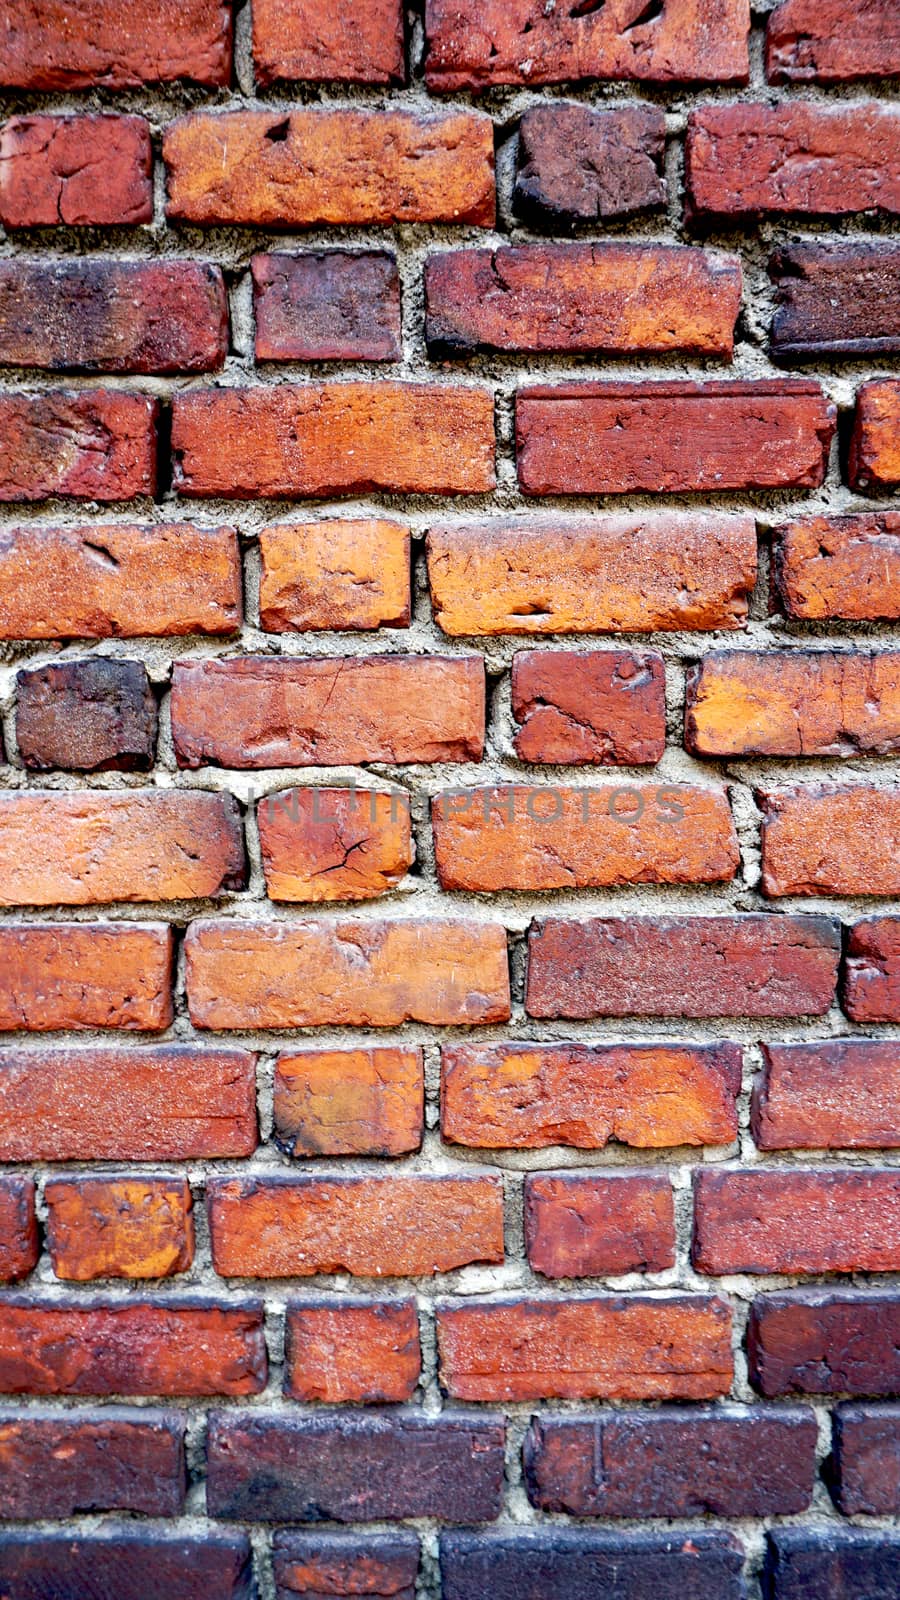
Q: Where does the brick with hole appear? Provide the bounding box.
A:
[512,650,666,766]
[427,514,757,635]
[0,114,153,228]
[44,1177,194,1281]
[441,1040,741,1151]
[0,1046,257,1161]
[685,649,900,758]
[0,261,227,373]
[259,519,410,632]
[0,390,157,503]
[258,787,413,902]
[0,1531,253,1600]
[759,785,900,897]
[516,381,835,495]
[765,1529,900,1600]
[440,1530,744,1600]
[772,512,900,621]
[750,1289,900,1396]
[0,524,240,639]
[253,251,401,362]
[0,923,173,1032]
[844,918,900,1021]
[770,242,900,362]
[274,1047,424,1159]
[525,1173,676,1278]
[208,1174,504,1278]
[16,659,158,772]
[513,104,666,228]
[253,0,403,85]
[273,1532,419,1600]
[0,0,232,87]
[0,1410,186,1519]
[766,0,900,82]
[164,109,494,226]
[850,379,900,490]
[693,1169,900,1275]
[753,1041,900,1150]
[284,1299,421,1403]
[432,784,739,892]
[832,1404,900,1514]
[0,1179,38,1283]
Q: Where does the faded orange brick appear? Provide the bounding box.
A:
[274,1047,424,1159]
[45,1178,194,1281]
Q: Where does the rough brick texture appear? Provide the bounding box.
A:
[832,1404,900,1514]
[0,1178,38,1282]
[686,649,900,758]
[284,1299,421,1403]
[512,650,666,765]
[274,1047,423,1159]
[525,1173,676,1277]
[766,0,900,82]
[16,658,158,771]
[0,923,173,1031]
[252,0,404,86]
[693,1169,900,1275]
[764,1529,900,1600]
[759,785,900,897]
[44,1177,194,1280]
[440,1531,745,1600]
[258,786,413,901]
[770,242,900,362]
[259,519,410,632]
[754,1041,900,1149]
[851,380,900,490]
[0,115,153,228]
[0,391,157,502]
[513,105,666,227]
[844,920,900,1021]
[0,1531,252,1599]
[749,1291,900,1397]
[772,513,900,620]
[0,1411,186,1518]
[273,1533,419,1600]
[0,0,232,87]
[252,252,402,363]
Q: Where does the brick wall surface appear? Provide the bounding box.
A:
[0,0,898,1595]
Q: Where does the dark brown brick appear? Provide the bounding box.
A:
[0,1410,186,1518]
[0,114,152,228]
[749,1289,900,1396]
[844,918,900,1020]
[253,251,401,362]
[273,1532,419,1600]
[253,0,404,86]
[693,1168,900,1275]
[832,1403,900,1514]
[440,1530,745,1600]
[773,512,900,622]
[0,1178,38,1282]
[0,1531,252,1599]
[0,390,157,503]
[764,1529,900,1600]
[766,0,900,83]
[525,1173,676,1278]
[771,242,900,362]
[512,650,666,766]
[16,659,157,771]
[754,1040,900,1150]
[513,104,666,228]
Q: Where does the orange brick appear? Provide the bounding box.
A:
[258,787,413,902]
[760,786,900,897]
[0,923,173,1031]
[0,391,157,503]
[693,1169,900,1274]
[0,114,152,228]
[284,1299,420,1403]
[45,1178,194,1281]
[0,0,232,88]
[686,650,900,757]
[259,520,410,632]
[525,1174,676,1278]
[274,1047,424,1159]
[512,649,666,766]
[851,380,900,490]
[772,512,900,621]
[253,0,403,85]
[0,1179,38,1282]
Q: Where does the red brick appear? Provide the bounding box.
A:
[284,1299,420,1402]
[767,0,900,82]
[0,0,232,87]
[525,1174,676,1278]
[259,786,413,902]
[441,1041,741,1150]
[45,1177,194,1281]
[694,1168,900,1274]
[0,923,173,1031]
[16,658,156,772]
[432,783,739,892]
[254,0,402,85]
[514,104,666,227]
[517,380,835,495]
[850,379,900,490]
[425,245,741,357]
[0,1531,251,1598]
[686,649,900,757]
[512,650,666,765]
[0,790,245,905]
[0,1045,257,1161]
[436,1295,733,1401]
[0,390,156,503]
[526,914,840,1019]
[770,242,900,361]
[687,103,900,219]
[0,1299,266,1396]
[0,523,240,638]
[844,918,900,1021]
[171,656,483,768]
[424,0,750,90]
[164,110,494,227]
[0,261,227,373]
[749,1289,900,1397]
[832,1404,900,1514]
[0,1411,186,1518]
[253,251,401,363]
[753,1041,900,1150]
[208,1174,504,1278]
[0,1178,38,1282]
[0,114,152,228]
[773,512,900,621]
[259,519,410,632]
[760,785,900,897]
[427,514,757,635]
[273,1533,419,1600]
[274,1046,424,1159]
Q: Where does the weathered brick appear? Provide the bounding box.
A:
[772,512,900,621]
[0,1179,38,1282]
[0,390,157,503]
[0,0,232,87]
[754,1041,900,1150]
[0,1410,186,1518]
[274,1047,424,1159]
[767,0,900,82]
[273,1532,419,1600]
[0,1045,257,1161]
[524,1407,817,1516]
[525,1174,676,1278]
[436,1295,733,1401]
[425,245,741,357]
[771,242,900,361]
[258,787,413,902]
[526,914,840,1019]
[284,1299,420,1402]
[844,918,900,1020]
[441,1041,741,1150]
[687,104,900,220]
[832,1403,900,1514]
[0,1299,266,1396]
[749,1289,900,1396]
[686,649,900,758]
[208,1174,504,1278]
[517,380,835,495]
[186,918,510,1030]
[253,252,401,362]
[0,790,245,905]
[512,650,666,765]
[441,1531,744,1600]
[764,1529,900,1600]
[850,379,900,490]
[0,523,240,638]
[424,0,750,90]
[164,110,494,226]
[207,1411,505,1522]
[0,923,173,1032]
[427,514,757,635]
[760,784,900,897]
[253,0,403,85]
[45,1177,194,1281]
[16,658,157,771]
[694,1169,900,1275]
[259,519,410,632]
[0,1531,252,1599]
[514,104,666,227]
[0,114,152,228]
[0,261,227,373]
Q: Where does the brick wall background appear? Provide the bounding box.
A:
[0,0,899,1594]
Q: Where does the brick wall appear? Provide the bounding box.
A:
[0,0,899,1595]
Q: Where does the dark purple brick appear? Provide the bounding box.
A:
[440,1530,745,1600]
[771,242,900,363]
[764,1529,900,1600]
[16,658,158,772]
[749,1290,900,1397]
[252,251,401,362]
[832,1403,900,1514]
[0,1529,252,1599]
[0,1408,185,1518]
[273,1531,419,1599]
[514,104,666,228]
